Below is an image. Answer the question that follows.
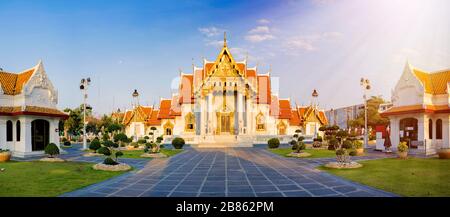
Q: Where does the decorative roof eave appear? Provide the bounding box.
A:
[0,106,68,119]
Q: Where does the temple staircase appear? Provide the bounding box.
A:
[197,135,253,148]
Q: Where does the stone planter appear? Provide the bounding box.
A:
[287,152,312,158]
[39,157,65,162]
[93,163,131,171]
[0,151,12,162]
[397,151,408,159]
[356,148,364,156]
[140,152,167,158]
[437,148,450,159]
[324,161,362,169]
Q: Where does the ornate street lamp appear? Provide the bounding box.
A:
[132,89,139,141]
[360,78,371,148]
[80,77,91,150]
[312,89,319,139]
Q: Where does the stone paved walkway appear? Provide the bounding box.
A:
[61,147,397,197]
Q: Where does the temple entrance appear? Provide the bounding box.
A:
[221,115,231,133]
[217,112,234,134]
[399,118,418,148]
[31,119,50,151]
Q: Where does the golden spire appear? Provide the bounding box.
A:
[224,31,227,47]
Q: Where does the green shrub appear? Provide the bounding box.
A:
[62,137,67,142]
[349,150,357,156]
[144,136,149,140]
[398,142,408,152]
[328,144,336,150]
[314,136,323,142]
[137,139,146,144]
[115,151,123,158]
[295,129,302,134]
[267,138,280,149]
[354,140,364,149]
[156,136,164,143]
[103,157,118,165]
[63,141,71,147]
[292,143,298,150]
[114,133,128,143]
[102,133,110,141]
[97,147,111,156]
[335,149,346,156]
[342,140,353,149]
[298,136,305,142]
[329,138,339,149]
[296,142,306,153]
[172,137,185,149]
[289,140,297,146]
[89,140,101,151]
[293,134,298,138]
[44,143,60,158]
[103,140,118,148]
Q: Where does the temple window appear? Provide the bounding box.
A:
[6,120,13,141]
[185,112,195,131]
[428,119,433,139]
[436,119,442,140]
[256,113,265,131]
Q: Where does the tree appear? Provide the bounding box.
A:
[349,96,389,128]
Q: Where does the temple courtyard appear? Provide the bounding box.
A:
[3,144,450,197]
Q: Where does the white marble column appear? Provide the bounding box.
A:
[237,91,243,134]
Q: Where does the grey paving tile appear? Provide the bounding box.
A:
[308,188,339,196]
[283,190,312,197]
[113,189,144,197]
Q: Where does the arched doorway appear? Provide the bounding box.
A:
[399,118,418,147]
[31,119,50,151]
[277,121,287,135]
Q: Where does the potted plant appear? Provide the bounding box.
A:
[397,142,408,159]
[354,140,364,155]
[437,148,450,159]
[0,149,12,162]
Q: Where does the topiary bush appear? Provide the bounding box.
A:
[289,140,297,146]
[298,136,305,142]
[328,138,339,150]
[45,143,60,158]
[292,143,299,150]
[97,147,111,156]
[63,141,71,147]
[114,133,128,146]
[172,137,185,149]
[137,139,146,144]
[267,138,280,149]
[349,150,357,156]
[354,140,364,149]
[103,157,118,165]
[397,142,408,152]
[89,139,101,152]
[296,141,306,153]
[342,140,353,149]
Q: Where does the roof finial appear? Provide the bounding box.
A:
[224,31,227,47]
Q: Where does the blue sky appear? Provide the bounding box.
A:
[1,0,449,115]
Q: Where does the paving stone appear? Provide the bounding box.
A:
[345,190,376,197]
[333,185,358,194]
[113,189,144,197]
[283,190,312,197]
[308,188,339,196]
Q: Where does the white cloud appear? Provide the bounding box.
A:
[258,19,270,24]
[248,26,271,34]
[198,26,224,37]
[245,25,275,43]
[245,34,275,43]
[283,37,316,51]
[282,31,342,52]
[205,40,224,47]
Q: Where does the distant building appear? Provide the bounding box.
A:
[325,104,363,129]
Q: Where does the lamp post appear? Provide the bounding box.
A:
[360,78,371,148]
[312,89,319,139]
[132,89,139,141]
[80,77,91,150]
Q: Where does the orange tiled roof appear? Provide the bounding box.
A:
[170,95,182,116]
[179,74,194,104]
[290,109,301,125]
[0,106,67,118]
[158,99,174,119]
[146,109,161,126]
[381,104,450,116]
[0,68,35,95]
[256,75,271,104]
[246,69,256,78]
[412,68,450,95]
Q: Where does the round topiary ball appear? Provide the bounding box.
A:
[267,138,280,149]
[89,140,101,151]
[103,157,118,165]
[342,140,353,149]
[45,143,60,158]
[172,137,185,149]
[63,141,71,147]
[97,147,111,156]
